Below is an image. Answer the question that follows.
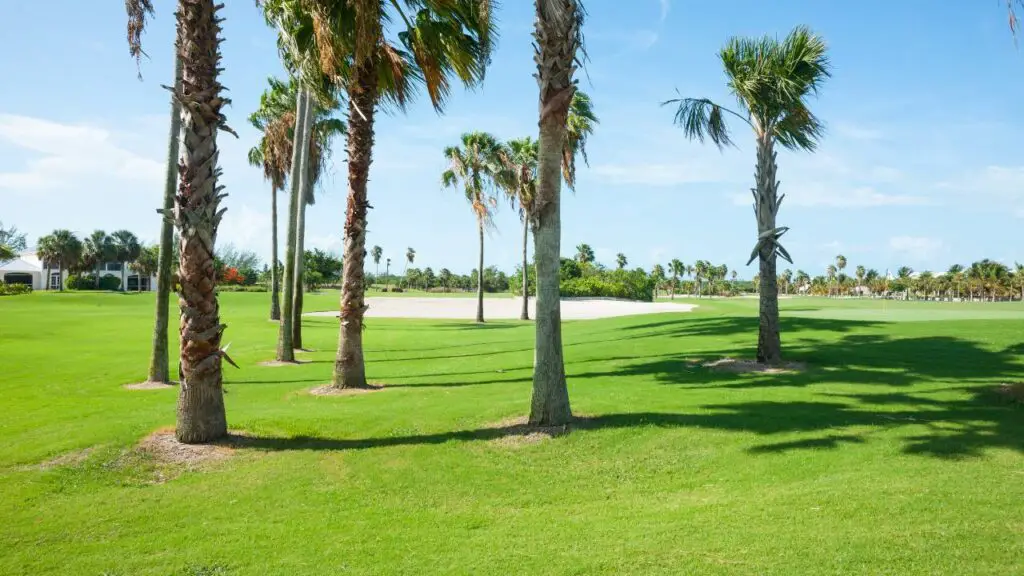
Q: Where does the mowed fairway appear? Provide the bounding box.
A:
[1,292,1023,575]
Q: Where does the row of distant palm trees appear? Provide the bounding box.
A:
[441,92,598,322]
[782,255,1024,301]
[649,259,735,299]
[368,246,416,289]
[33,229,146,291]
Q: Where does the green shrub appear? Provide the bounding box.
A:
[560,269,654,302]
[0,282,32,296]
[216,285,268,293]
[64,274,120,291]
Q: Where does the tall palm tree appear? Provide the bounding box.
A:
[83,231,114,289]
[45,230,82,291]
[835,254,847,296]
[268,0,495,389]
[371,245,383,284]
[530,0,584,426]
[686,264,696,296]
[127,0,184,386]
[575,243,595,265]
[826,264,837,297]
[780,268,793,295]
[405,247,416,288]
[795,269,810,293]
[651,264,666,299]
[131,0,235,442]
[669,259,684,299]
[112,230,141,291]
[855,265,866,295]
[248,77,296,321]
[35,234,57,290]
[616,253,628,270]
[665,26,831,364]
[443,132,504,324]
[500,137,539,320]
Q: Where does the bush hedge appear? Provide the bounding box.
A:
[217,285,268,293]
[65,275,121,291]
[560,269,654,302]
[0,282,32,296]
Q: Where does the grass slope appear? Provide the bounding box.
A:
[1,292,1022,575]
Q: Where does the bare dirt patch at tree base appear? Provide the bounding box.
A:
[124,381,177,390]
[34,446,100,470]
[257,359,311,367]
[701,358,807,374]
[995,382,1024,404]
[137,429,250,468]
[309,384,385,397]
[485,416,571,448]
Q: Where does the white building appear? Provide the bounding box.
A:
[0,251,158,291]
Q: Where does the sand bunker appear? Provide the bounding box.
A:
[309,384,385,397]
[124,381,176,390]
[305,297,696,321]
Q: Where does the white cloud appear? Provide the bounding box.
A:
[591,161,733,187]
[889,236,943,261]
[0,114,162,192]
[834,122,883,141]
[784,184,931,208]
[658,0,671,22]
[217,204,271,256]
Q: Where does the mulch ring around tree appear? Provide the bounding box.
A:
[483,416,572,448]
[308,384,386,397]
[994,382,1024,404]
[699,358,807,374]
[124,381,177,390]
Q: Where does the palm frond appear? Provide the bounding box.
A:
[663,97,738,150]
[773,101,824,151]
[125,0,155,74]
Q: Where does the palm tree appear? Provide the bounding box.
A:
[133,0,236,441]
[780,268,793,295]
[826,264,837,297]
[45,230,82,291]
[651,264,666,299]
[443,132,504,324]
[111,230,141,291]
[575,243,595,265]
[855,265,866,295]
[616,253,628,270]
[562,91,599,190]
[405,247,416,288]
[835,254,847,296]
[268,0,495,389]
[370,246,383,286]
[500,137,540,320]
[665,26,831,364]
[795,269,810,293]
[35,235,57,290]
[248,77,296,321]
[530,0,585,427]
[83,231,114,289]
[669,259,684,299]
[127,0,183,386]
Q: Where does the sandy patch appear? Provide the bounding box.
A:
[36,446,99,470]
[124,381,177,390]
[702,358,806,374]
[485,416,570,447]
[305,297,696,321]
[309,384,385,397]
[257,359,311,367]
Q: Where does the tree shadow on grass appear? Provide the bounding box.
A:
[230,391,1024,459]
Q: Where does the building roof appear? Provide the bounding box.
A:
[0,257,42,273]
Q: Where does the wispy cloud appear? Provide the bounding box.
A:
[889,236,943,262]
[591,161,734,187]
[658,0,671,22]
[0,114,162,193]
[833,121,884,141]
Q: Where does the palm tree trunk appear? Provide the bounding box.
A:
[121,264,126,292]
[529,0,579,425]
[521,218,530,321]
[174,0,228,444]
[475,220,485,323]
[277,89,309,362]
[95,263,101,289]
[148,51,183,384]
[332,60,377,390]
[292,97,315,349]
[269,184,281,321]
[754,135,782,364]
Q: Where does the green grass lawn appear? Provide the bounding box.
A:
[1,292,1023,575]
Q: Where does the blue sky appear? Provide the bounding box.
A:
[1,0,1021,278]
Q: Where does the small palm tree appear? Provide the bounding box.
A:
[651,264,666,299]
[83,230,114,289]
[575,244,595,265]
[669,259,685,299]
[616,253,628,270]
[45,230,82,291]
[855,265,866,295]
[835,254,847,296]
[111,230,141,291]
[405,248,416,288]
[826,264,837,297]
[371,246,383,286]
[443,132,504,323]
[780,268,793,295]
[665,26,831,363]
